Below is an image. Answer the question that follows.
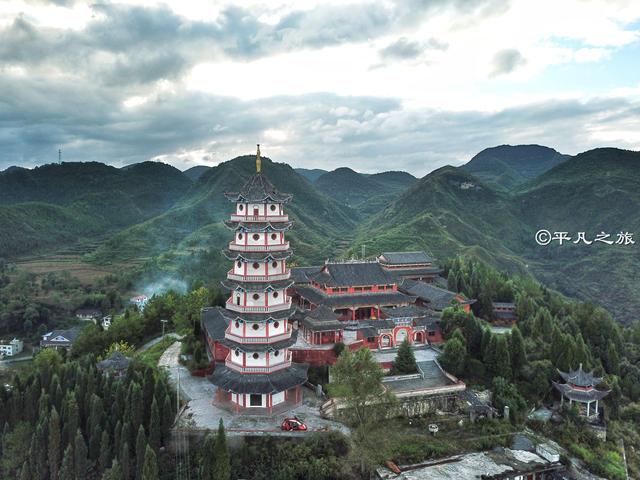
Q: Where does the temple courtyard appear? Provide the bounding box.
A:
[159,341,350,437]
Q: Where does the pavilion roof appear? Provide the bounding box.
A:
[558,364,603,387]
[400,279,473,310]
[224,172,292,203]
[552,382,610,402]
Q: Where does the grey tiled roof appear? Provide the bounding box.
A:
[97,351,131,372]
[223,220,293,232]
[300,305,344,331]
[209,363,308,394]
[41,327,82,346]
[222,249,292,262]
[295,285,415,309]
[553,382,610,402]
[224,173,292,203]
[221,278,294,292]
[378,251,434,265]
[220,330,298,351]
[290,266,322,284]
[399,279,471,310]
[558,364,603,387]
[310,261,396,287]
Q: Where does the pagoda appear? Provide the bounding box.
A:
[209,146,308,414]
[552,363,610,418]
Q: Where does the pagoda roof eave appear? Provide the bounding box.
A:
[223,220,293,232]
[222,250,293,262]
[209,363,308,394]
[552,381,610,402]
[221,279,294,292]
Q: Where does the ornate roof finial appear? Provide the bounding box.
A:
[256,144,262,173]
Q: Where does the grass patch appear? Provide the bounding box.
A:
[135,337,176,368]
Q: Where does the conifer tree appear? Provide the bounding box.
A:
[440,329,467,377]
[74,429,88,480]
[135,425,146,480]
[141,445,159,480]
[31,421,48,480]
[199,434,215,480]
[19,460,31,480]
[494,335,511,380]
[120,441,130,480]
[59,445,74,480]
[212,419,231,480]
[509,327,527,377]
[161,394,173,445]
[98,429,111,474]
[148,398,161,453]
[101,459,122,480]
[391,339,417,374]
[48,407,62,480]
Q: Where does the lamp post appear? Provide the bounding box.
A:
[161,319,168,338]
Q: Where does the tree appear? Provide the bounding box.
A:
[390,339,417,374]
[135,425,146,480]
[148,398,161,453]
[212,419,231,480]
[98,429,111,474]
[120,442,130,480]
[492,376,527,423]
[327,348,388,427]
[440,329,467,377]
[101,459,122,480]
[199,434,215,480]
[508,327,527,378]
[101,341,136,360]
[494,335,512,380]
[74,429,88,480]
[140,444,158,480]
[59,445,74,480]
[48,408,61,480]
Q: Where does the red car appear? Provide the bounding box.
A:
[280,417,308,431]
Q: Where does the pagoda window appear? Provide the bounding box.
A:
[252,293,260,300]
[237,261,242,268]
[238,233,243,240]
[273,291,279,298]
[252,323,259,330]
[236,296,241,305]
[272,261,278,268]
[252,352,259,359]
[273,321,280,328]
[253,207,259,216]
[270,204,277,211]
[238,204,244,211]
[363,286,372,291]
[273,350,279,356]
[252,262,259,269]
[253,233,260,241]
[249,394,262,407]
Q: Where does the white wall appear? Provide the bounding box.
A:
[272,391,285,405]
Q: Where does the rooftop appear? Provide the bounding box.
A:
[376,447,562,479]
[224,172,293,204]
[558,363,603,387]
[311,260,397,288]
[378,251,434,265]
[399,280,472,310]
[295,285,415,309]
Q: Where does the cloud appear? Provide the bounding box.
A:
[378,37,448,61]
[490,48,526,76]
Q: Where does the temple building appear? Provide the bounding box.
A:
[206,146,308,414]
[552,363,609,418]
[377,251,442,283]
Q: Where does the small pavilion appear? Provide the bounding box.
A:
[552,363,609,418]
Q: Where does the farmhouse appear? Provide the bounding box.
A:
[0,338,23,357]
[41,327,81,350]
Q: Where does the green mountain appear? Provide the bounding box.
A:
[0,161,192,257]
[183,165,211,181]
[314,167,416,217]
[351,147,640,323]
[461,144,568,190]
[295,168,328,182]
[89,156,358,269]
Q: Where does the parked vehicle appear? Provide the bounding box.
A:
[280,417,308,431]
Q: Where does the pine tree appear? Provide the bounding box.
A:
[212,419,231,480]
[494,335,511,380]
[391,339,417,374]
[141,445,159,480]
[148,398,161,453]
[74,429,88,480]
[31,421,49,480]
[20,461,31,480]
[101,459,122,480]
[59,445,74,480]
[508,326,527,378]
[199,434,215,480]
[128,383,143,434]
[48,407,62,480]
[606,340,620,375]
[440,329,467,377]
[62,393,79,449]
[120,441,131,480]
[135,425,146,480]
[161,394,173,445]
[98,429,111,474]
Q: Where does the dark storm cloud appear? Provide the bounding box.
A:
[490,48,526,76]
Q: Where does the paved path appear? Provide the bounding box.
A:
[138,333,182,352]
[159,341,349,437]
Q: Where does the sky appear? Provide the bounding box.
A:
[0,0,639,176]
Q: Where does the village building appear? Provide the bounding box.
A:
[101,315,112,330]
[377,251,442,283]
[492,302,517,326]
[0,338,23,357]
[40,327,81,350]
[97,350,131,378]
[376,447,565,479]
[552,363,610,418]
[75,308,103,323]
[205,146,308,415]
[130,295,149,310]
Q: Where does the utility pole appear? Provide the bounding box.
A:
[362,244,366,259]
[58,149,61,163]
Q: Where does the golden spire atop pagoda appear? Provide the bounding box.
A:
[256,144,262,173]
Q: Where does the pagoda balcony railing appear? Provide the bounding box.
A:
[225,354,292,374]
[226,270,291,282]
[224,325,293,344]
[225,299,292,314]
[228,242,290,252]
[230,214,289,222]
